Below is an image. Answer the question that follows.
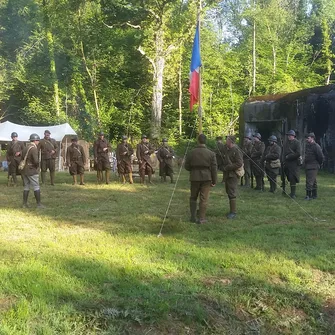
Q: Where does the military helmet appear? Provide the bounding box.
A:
[29,133,40,141]
[268,135,277,142]
[162,138,168,142]
[286,130,296,136]
[141,134,147,139]
[44,130,51,134]
[122,135,128,140]
[227,135,236,144]
[11,132,18,138]
[253,133,261,139]
[98,131,104,136]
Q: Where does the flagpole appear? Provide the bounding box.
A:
[198,0,203,134]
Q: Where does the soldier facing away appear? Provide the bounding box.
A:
[283,130,301,199]
[6,132,24,186]
[116,135,134,184]
[304,132,324,200]
[22,134,44,208]
[156,138,174,183]
[214,136,226,183]
[38,130,58,186]
[222,135,243,219]
[93,131,111,184]
[251,133,265,190]
[241,134,253,187]
[185,134,217,224]
[136,135,155,184]
[262,135,281,193]
[66,137,86,185]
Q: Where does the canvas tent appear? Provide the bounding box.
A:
[0,121,77,171]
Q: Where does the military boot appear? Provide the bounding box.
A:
[72,175,77,185]
[41,172,46,185]
[227,199,237,219]
[289,185,296,199]
[170,174,174,184]
[198,202,207,224]
[148,171,153,184]
[269,181,274,193]
[50,171,55,186]
[12,174,18,187]
[105,170,110,184]
[129,172,133,184]
[272,179,277,192]
[190,200,197,223]
[80,174,85,185]
[22,190,29,208]
[304,190,311,200]
[312,189,317,199]
[121,174,126,184]
[254,177,262,190]
[34,190,45,208]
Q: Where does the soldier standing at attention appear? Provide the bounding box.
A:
[22,134,44,208]
[136,135,155,184]
[93,131,111,184]
[116,135,134,184]
[262,135,281,193]
[283,130,301,199]
[6,132,24,186]
[222,135,243,219]
[241,134,252,187]
[66,137,86,186]
[185,134,217,224]
[251,133,265,190]
[38,130,58,186]
[157,138,175,183]
[215,136,225,183]
[304,132,324,200]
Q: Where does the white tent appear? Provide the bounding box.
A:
[0,121,76,142]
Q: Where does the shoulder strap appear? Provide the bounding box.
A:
[22,145,35,165]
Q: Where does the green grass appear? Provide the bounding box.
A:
[0,170,334,334]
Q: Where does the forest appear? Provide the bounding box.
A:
[0,0,334,142]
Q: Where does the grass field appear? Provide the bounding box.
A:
[0,170,334,334]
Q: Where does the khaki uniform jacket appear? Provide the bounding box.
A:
[222,145,243,178]
[157,145,174,165]
[116,142,134,163]
[136,142,154,163]
[6,140,25,164]
[185,144,217,183]
[66,144,86,166]
[242,140,252,160]
[94,139,111,160]
[251,141,265,161]
[22,143,39,176]
[38,138,58,159]
[215,142,225,170]
[263,143,281,170]
[305,142,324,170]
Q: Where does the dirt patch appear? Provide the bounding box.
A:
[0,295,17,312]
[323,298,335,323]
[201,277,232,287]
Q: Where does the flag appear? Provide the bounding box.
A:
[189,23,202,111]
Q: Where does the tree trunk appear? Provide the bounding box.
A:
[252,17,256,95]
[178,52,182,136]
[151,29,165,139]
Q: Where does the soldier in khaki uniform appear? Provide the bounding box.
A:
[38,130,58,185]
[214,136,226,183]
[251,133,265,190]
[262,135,281,193]
[116,135,134,184]
[6,132,25,186]
[304,132,324,200]
[283,130,301,198]
[222,135,243,219]
[22,134,44,208]
[93,131,111,184]
[185,134,217,224]
[66,137,86,185]
[136,135,155,184]
[241,134,252,187]
[156,138,174,183]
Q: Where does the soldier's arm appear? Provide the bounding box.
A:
[66,148,71,165]
[149,144,155,154]
[136,144,141,162]
[184,153,191,171]
[53,140,59,151]
[316,145,324,165]
[93,142,98,159]
[266,146,280,160]
[286,141,301,160]
[210,153,217,185]
[31,148,39,166]
[225,149,243,171]
[81,146,86,163]
[128,145,134,156]
[115,145,121,161]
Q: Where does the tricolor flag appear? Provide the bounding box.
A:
[189,23,202,111]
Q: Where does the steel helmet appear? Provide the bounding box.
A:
[253,133,262,139]
[29,133,40,141]
[268,135,277,142]
[11,132,18,138]
[98,131,104,136]
[162,138,168,142]
[286,130,296,136]
[121,135,128,140]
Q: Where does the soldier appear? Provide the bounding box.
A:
[136,135,155,184]
[6,132,24,186]
[116,135,134,184]
[241,134,253,187]
[214,136,225,183]
[262,135,281,193]
[66,137,86,185]
[283,130,301,199]
[157,138,174,183]
[185,134,217,224]
[22,134,44,208]
[222,135,243,219]
[38,130,58,186]
[251,133,265,190]
[304,132,324,200]
[93,131,111,184]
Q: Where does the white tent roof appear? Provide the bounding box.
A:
[0,121,77,142]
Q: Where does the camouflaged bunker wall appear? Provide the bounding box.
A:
[240,85,335,172]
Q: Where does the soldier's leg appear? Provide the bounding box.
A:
[190,181,200,223]
[147,165,153,184]
[305,169,313,200]
[41,159,47,185]
[22,175,30,208]
[12,163,18,186]
[128,164,134,184]
[198,181,211,223]
[49,159,56,186]
[311,170,318,199]
[105,170,110,184]
[72,175,77,185]
[80,174,85,185]
[31,175,44,208]
[227,176,238,219]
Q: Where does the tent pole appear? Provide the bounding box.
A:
[58,141,62,171]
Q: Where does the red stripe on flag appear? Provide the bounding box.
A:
[189,70,200,111]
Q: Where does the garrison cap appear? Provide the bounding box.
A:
[286,130,296,136]
[307,132,315,138]
[11,132,18,138]
[253,133,261,139]
[141,134,147,139]
[44,130,51,134]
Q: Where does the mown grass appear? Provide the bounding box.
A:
[0,170,334,334]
